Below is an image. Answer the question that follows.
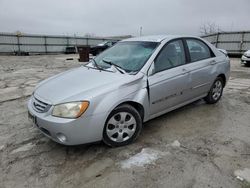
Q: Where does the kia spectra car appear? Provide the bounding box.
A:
[28,35,230,147]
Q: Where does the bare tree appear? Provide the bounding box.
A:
[84,33,96,38]
[15,30,22,36]
[200,22,222,35]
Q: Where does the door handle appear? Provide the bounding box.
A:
[210,60,217,65]
[182,68,190,75]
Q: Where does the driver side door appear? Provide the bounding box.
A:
[148,39,191,117]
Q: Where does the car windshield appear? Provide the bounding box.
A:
[92,41,159,74]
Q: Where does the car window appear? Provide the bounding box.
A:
[154,40,186,73]
[186,39,213,62]
[106,42,112,47]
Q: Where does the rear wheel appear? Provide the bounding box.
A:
[103,104,142,147]
[204,77,224,104]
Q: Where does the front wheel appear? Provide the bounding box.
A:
[103,104,142,147]
[204,77,224,104]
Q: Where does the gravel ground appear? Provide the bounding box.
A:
[0,55,250,188]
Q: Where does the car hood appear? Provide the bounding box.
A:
[34,66,140,105]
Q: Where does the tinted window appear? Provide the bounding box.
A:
[154,40,186,73]
[186,39,212,62]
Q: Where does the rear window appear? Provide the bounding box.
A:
[186,39,214,62]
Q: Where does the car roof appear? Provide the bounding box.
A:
[122,35,197,43]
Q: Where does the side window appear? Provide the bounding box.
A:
[106,42,112,47]
[186,39,213,62]
[154,40,186,73]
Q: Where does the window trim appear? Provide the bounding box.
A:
[184,38,215,63]
[152,38,187,74]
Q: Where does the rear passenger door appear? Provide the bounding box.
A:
[184,38,216,98]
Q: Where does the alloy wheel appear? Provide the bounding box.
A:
[212,80,222,101]
[106,112,137,143]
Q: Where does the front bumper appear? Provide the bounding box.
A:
[241,55,250,64]
[27,98,106,145]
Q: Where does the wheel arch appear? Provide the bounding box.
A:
[217,74,226,87]
[114,101,145,121]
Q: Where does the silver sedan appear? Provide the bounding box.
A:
[28,35,230,147]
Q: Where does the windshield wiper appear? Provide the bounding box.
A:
[90,58,105,71]
[102,58,126,74]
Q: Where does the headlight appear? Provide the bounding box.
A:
[244,52,248,57]
[52,101,89,118]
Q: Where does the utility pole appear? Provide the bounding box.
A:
[74,33,77,46]
[140,27,143,36]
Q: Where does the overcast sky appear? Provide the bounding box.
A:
[0,0,249,37]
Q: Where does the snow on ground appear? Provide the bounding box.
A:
[234,168,250,183]
[171,140,181,147]
[121,148,169,169]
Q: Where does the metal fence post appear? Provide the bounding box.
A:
[215,33,220,48]
[17,34,21,55]
[66,37,69,47]
[44,36,48,54]
[240,32,245,54]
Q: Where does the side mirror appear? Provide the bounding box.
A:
[148,62,156,76]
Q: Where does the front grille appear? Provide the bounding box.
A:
[32,96,51,113]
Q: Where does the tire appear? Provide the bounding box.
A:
[103,104,142,147]
[204,77,224,104]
